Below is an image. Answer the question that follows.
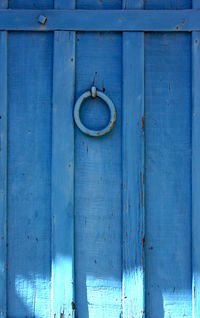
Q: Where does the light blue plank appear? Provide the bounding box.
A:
[122,32,145,318]
[0,30,7,318]
[145,32,192,318]
[122,1,145,318]
[192,32,200,318]
[0,9,199,31]
[75,31,122,318]
[193,0,200,7]
[7,32,53,318]
[51,31,75,318]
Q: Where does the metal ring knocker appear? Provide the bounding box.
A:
[74,86,116,137]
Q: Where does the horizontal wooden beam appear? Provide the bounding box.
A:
[0,9,199,31]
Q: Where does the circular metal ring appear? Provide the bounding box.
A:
[74,86,116,137]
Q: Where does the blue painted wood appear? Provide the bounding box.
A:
[51,1,75,317]
[192,30,200,318]
[192,0,200,311]
[77,0,121,9]
[8,0,53,9]
[74,32,122,318]
[0,9,199,31]
[192,3,200,318]
[0,8,7,317]
[1,1,196,317]
[144,0,191,9]
[193,0,200,7]
[7,32,53,317]
[51,30,75,318]
[122,32,145,318]
[122,1,145,318]
[145,32,192,318]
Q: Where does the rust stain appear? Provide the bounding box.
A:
[143,174,145,185]
[181,18,186,24]
[102,110,116,136]
[176,26,179,30]
[194,287,196,300]
[60,313,63,318]
[142,116,144,129]
[142,236,145,249]
[72,301,75,310]
[140,172,144,207]
[141,190,143,207]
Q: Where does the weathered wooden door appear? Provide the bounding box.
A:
[0,0,200,317]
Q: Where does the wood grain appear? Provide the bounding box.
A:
[51,24,75,318]
[0,0,8,315]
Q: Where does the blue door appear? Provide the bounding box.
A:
[0,0,199,317]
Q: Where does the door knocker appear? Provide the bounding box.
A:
[74,86,116,137]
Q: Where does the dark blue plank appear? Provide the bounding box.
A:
[77,0,121,9]
[7,32,53,317]
[145,32,192,318]
[9,0,53,9]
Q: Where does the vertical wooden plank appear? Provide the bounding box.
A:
[7,32,53,318]
[0,0,7,314]
[192,0,200,315]
[122,33,145,318]
[145,1,192,317]
[75,2,121,318]
[145,33,192,318]
[7,2,53,318]
[122,1,145,318]
[75,31,122,318]
[51,1,75,317]
[192,32,200,318]
[51,31,75,318]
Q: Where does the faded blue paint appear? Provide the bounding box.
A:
[0,0,197,317]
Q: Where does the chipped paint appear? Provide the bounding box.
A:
[71,301,75,310]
